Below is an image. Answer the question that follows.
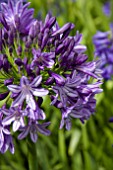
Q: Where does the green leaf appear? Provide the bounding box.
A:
[68,129,81,156]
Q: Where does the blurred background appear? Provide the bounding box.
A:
[0,0,113,170]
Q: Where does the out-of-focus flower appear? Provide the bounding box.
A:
[93,29,113,80]
[103,1,111,16]
[109,117,113,122]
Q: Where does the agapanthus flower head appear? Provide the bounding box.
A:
[0,0,102,154]
[93,27,113,80]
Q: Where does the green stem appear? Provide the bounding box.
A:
[27,139,38,170]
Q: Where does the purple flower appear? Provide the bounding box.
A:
[0,133,14,154]
[18,119,51,143]
[7,75,49,110]
[0,111,14,154]
[4,78,14,86]
[0,0,103,152]
[50,70,102,129]
[93,29,113,80]
[34,13,56,50]
[51,71,102,105]
[26,105,46,120]
[2,106,25,132]
[0,0,34,34]
[103,1,111,16]
[60,96,96,130]
[52,22,75,38]
[52,31,101,79]
[0,113,10,148]
[0,0,8,11]
[109,117,113,122]
[15,58,23,66]
[51,72,80,106]
[0,91,9,100]
[32,49,55,70]
[0,54,11,72]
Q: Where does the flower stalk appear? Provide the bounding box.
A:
[27,139,38,170]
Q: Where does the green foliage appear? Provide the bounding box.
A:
[1,0,113,170]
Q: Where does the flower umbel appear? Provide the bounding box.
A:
[0,0,102,154]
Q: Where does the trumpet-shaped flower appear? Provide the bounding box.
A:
[0,111,14,154]
[2,106,25,132]
[18,119,51,143]
[7,75,49,110]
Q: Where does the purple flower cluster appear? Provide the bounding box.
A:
[93,27,113,80]
[0,0,102,154]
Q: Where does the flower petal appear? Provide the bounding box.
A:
[12,92,25,107]
[18,126,30,140]
[2,114,15,126]
[30,131,38,143]
[31,88,49,97]
[30,75,42,87]
[2,128,10,135]
[65,118,71,130]
[9,136,15,154]
[1,109,10,115]
[26,94,36,110]
[0,129,4,149]
[20,76,29,86]
[38,109,46,120]
[7,85,21,93]
[13,120,21,132]
[37,123,51,136]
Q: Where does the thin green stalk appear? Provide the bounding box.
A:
[27,139,38,170]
